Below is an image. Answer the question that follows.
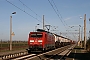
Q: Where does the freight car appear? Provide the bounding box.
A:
[53,34,71,48]
[27,29,55,53]
[26,29,75,53]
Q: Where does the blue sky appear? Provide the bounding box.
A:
[0,0,90,41]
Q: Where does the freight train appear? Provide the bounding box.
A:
[26,29,75,53]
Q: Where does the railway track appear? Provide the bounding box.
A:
[11,54,37,60]
[9,44,76,60]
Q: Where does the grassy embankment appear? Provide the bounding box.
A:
[0,41,28,52]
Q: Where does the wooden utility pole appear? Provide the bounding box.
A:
[89,18,90,39]
[43,15,45,30]
[78,27,81,46]
[10,12,16,51]
[10,16,12,51]
[84,14,86,50]
[81,27,83,48]
[78,25,81,46]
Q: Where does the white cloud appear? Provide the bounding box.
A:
[64,17,72,21]
[64,15,81,21]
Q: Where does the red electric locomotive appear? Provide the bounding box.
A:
[27,29,55,53]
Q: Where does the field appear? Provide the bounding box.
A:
[0,41,28,52]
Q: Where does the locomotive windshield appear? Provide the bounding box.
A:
[30,33,43,37]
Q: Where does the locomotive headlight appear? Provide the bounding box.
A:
[38,40,42,42]
[30,40,34,42]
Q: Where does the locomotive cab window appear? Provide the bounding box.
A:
[30,33,43,37]
[37,34,43,37]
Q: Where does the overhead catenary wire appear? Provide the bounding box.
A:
[6,0,77,40]
[6,0,55,32]
[6,0,42,23]
[53,0,77,40]
[18,0,58,30]
[48,0,67,35]
[48,0,77,40]
[51,0,68,26]
[48,0,65,26]
[19,0,41,18]
[21,1,79,40]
